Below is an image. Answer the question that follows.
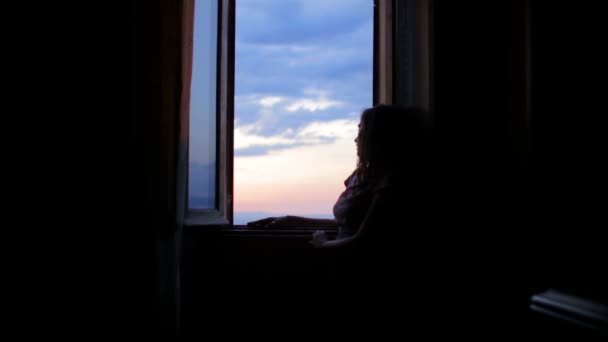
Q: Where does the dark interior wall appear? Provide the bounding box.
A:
[403,1,606,336]
[93,0,169,336]
[130,0,184,336]
[432,0,607,308]
[528,3,607,303]
[526,3,607,338]
[84,0,184,336]
[430,0,534,291]
[428,4,532,276]
[43,1,169,336]
[433,1,529,186]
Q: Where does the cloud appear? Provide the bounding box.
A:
[236,0,372,45]
[259,96,283,107]
[234,0,373,115]
[235,39,372,91]
[234,144,297,157]
[235,124,295,149]
[296,119,357,140]
[236,90,352,134]
[235,117,358,156]
[285,91,343,112]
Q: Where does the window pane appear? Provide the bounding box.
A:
[234,0,373,224]
[189,0,219,209]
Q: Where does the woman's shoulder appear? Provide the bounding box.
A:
[343,170,398,192]
[344,170,360,187]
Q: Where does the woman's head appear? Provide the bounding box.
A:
[356,105,431,180]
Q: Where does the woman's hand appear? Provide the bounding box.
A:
[309,230,329,247]
[246,217,278,227]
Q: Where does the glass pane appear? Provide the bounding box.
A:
[189,0,219,209]
[234,0,373,224]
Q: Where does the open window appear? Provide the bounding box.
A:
[184,0,432,227]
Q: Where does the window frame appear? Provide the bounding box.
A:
[374,0,394,105]
[185,0,234,226]
[184,0,432,228]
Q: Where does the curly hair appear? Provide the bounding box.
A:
[355,105,431,184]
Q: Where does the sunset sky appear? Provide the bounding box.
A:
[190,0,373,224]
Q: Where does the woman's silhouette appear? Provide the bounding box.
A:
[248,104,433,248]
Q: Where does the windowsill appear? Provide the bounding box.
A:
[184,210,337,237]
[224,225,336,235]
[184,212,230,226]
[184,221,337,238]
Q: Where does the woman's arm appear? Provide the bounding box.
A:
[248,215,337,228]
[317,192,386,248]
[287,216,337,227]
[318,235,357,248]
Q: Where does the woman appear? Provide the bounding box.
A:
[247,105,432,248]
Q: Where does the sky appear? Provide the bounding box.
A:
[190,0,373,224]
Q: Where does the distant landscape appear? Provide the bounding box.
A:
[233,211,333,225]
[187,200,333,225]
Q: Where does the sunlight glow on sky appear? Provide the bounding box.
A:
[235,120,359,214]
[233,0,372,223]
